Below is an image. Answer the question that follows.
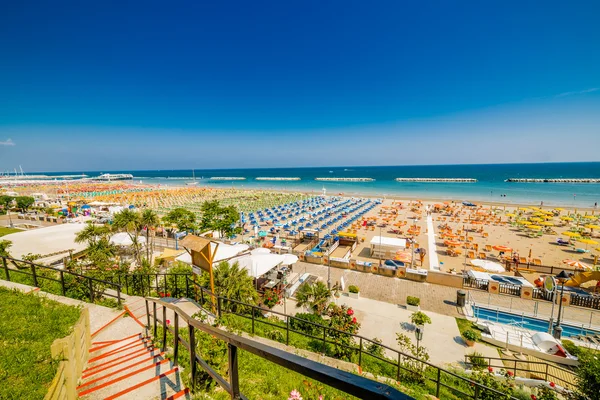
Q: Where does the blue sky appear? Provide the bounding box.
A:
[1,1,599,172]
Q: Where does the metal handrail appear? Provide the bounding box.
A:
[186,277,519,400]
[1,256,122,305]
[145,297,410,399]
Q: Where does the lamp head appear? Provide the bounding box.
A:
[555,270,571,282]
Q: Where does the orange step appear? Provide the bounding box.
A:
[87,339,151,363]
[166,388,190,400]
[89,333,142,353]
[103,367,179,400]
[82,347,156,376]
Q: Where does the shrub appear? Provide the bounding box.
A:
[290,313,326,336]
[262,289,280,309]
[410,311,431,326]
[467,351,488,370]
[463,329,478,342]
[575,348,600,400]
[561,339,580,357]
[406,296,420,306]
[364,337,385,358]
[265,329,285,343]
[348,285,359,293]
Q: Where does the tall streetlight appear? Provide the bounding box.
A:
[553,270,572,340]
[415,324,424,355]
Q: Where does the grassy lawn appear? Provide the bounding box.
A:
[455,317,482,341]
[0,287,81,400]
[0,226,20,237]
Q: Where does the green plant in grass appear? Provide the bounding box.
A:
[410,311,431,326]
[466,351,488,370]
[462,329,478,343]
[348,285,359,293]
[406,296,420,306]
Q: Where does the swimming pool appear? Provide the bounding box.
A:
[473,305,599,338]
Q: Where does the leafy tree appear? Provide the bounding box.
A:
[0,195,14,210]
[166,262,192,298]
[162,207,197,232]
[295,281,332,315]
[0,240,12,257]
[574,348,600,400]
[199,200,240,238]
[140,209,159,261]
[199,261,258,313]
[410,311,432,326]
[75,223,111,248]
[469,367,515,400]
[15,196,35,212]
[325,304,360,360]
[395,333,431,384]
[112,209,143,265]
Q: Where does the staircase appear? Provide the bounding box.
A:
[77,296,190,400]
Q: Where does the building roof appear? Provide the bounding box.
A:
[369,236,407,248]
[179,235,212,252]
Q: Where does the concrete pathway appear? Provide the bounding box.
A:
[426,214,440,271]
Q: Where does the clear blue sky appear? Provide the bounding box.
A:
[1,0,599,172]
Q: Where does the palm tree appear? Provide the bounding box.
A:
[0,240,12,258]
[75,223,110,248]
[112,209,143,265]
[200,261,258,313]
[295,281,332,315]
[140,209,159,262]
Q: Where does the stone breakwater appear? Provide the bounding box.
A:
[505,178,600,183]
[209,177,247,180]
[395,178,477,182]
[315,178,375,182]
[255,177,301,181]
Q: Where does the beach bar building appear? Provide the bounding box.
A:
[369,236,406,259]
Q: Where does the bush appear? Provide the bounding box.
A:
[348,285,359,293]
[561,339,580,357]
[575,348,600,400]
[290,313,326,336]
[406,296,420,306]
[410,311,431,326]
[463,329,478,342]
[467,351,488,370]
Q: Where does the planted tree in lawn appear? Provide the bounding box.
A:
[140,209,159,261]
[294,281,332,315]
[200,261,258,313]
[15,196,35,212]
[162,207,197,233]
[199,200,241,238]
[112,208,143,265]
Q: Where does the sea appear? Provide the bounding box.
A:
[39,162,600,207]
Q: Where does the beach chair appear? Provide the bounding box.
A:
[485,245,493,252]
[533,258,542,266]
[478,252,487,260]
[447,249,455,256]
[468,251,475,259]
[453,249,462,256]
[519,257,527,264]
[468,236,474,242]
[483,232,489,238]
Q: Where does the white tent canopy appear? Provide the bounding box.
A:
[370,235,406,258]
[232,254,285,278]
[175,242,249,265]
[110,232,147,247]
[470,259,505,273]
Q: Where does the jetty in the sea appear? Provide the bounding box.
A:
[505,178,600,183]
[315,177,374,182]
[395,178,477,182]
[255,177,301,181]
[209,177,247,181]
[92,173,134,181]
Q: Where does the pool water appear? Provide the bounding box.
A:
[473,306,599,338]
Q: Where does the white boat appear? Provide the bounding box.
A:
[477,321,578,366]
[186,170,198,186]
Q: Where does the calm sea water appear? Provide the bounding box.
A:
[42,163,600,207]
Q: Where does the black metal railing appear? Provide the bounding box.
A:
[463,355,577,390]
[1,256,122,306]
[463,277,489,291]
[532,288,555,302]
[570,293,600,310]
[145,297,410,400]
[498,283,521,297]
[105,272,191,299]
[184,277,518,400]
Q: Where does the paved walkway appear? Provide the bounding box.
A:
[426,214,440,271]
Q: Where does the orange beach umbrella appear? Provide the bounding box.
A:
[492,245,512,252]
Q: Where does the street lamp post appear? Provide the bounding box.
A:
[553,270,572,340]
[415,324,424,356]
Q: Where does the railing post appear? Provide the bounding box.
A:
[252,311,255,335]
[162,305,167,351]
[125,275,129,295]
[145,300,151,332]
[117,285,122,307]
[188,325,196,391]
[436,368,441,398]
[185,276,190,298]
[545,362,549,381]
[286,316,289,345]
[173,313,179,365]
[60,270,66,296]
[358,337,362,367]
[2,257,9,281]
[31,262,38,287]
[322,326,327,354]
[396,353,401,381]
[217,296,222,318]
[474,384,480,399]
[153,302,158,339]
[174,275,178,298]
[164,274,168,296]
[228,344,241,399]
[88,278,94,302]
[513,360,517,376]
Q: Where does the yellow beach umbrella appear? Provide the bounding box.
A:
[563,231,581,238]
[540,221,554,226]
[585,224,600,230]
[579,238,599,245]
[584,215,597,219]
[518,220,532,225]
[530,217,543,222]
[528,225,542,230]
[518,207,530,211]
[505,213,516,217]
[560,216,574,221]
[554,208,564,211]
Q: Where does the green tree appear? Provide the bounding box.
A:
[112,209,143,265]
[575,349,600,400]
[140,209,159,261]
[162,207,197,232]
[15,196,35,212]
[75,223,111,248]
[295,281,332,315]
[0,240,12,258]
[0,195,14,211]
[200,200,240,238]
[199,261,258,313]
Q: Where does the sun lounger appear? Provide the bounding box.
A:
[478,252,487,259]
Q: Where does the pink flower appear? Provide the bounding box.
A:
[288,389,303,400]
[549,382,555,388]
[347,309,354,316]
[506,371,514,377]
[319,396,323,400]
[352,317,357,324]
[166,319,171,325]
[487,367,493,373]
[531,395,537,400]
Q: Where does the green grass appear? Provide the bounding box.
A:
[0,287,81,400]
[455,317,482,341]
[0,226,20,237]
